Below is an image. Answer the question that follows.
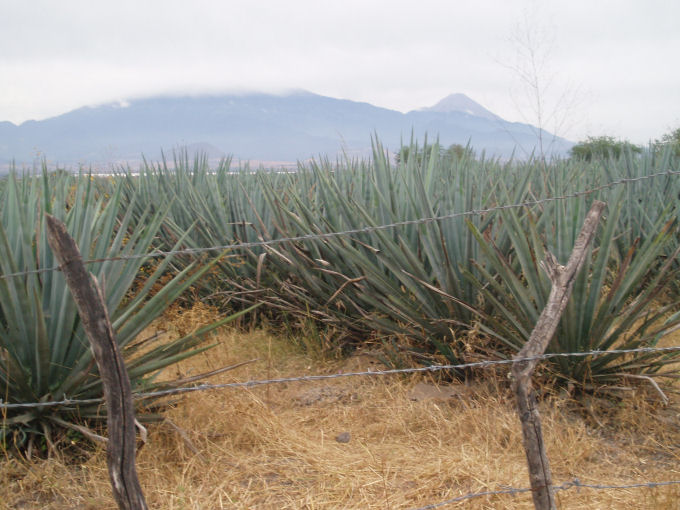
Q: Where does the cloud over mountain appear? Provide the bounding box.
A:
[0,91,572,167]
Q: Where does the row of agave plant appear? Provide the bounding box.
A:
[1,139,679,451]
[111,141,680,384]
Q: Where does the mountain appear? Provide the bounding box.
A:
[0,91,573,168]
[418,93,501,121]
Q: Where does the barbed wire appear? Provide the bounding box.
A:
[1,169,679,281]
[412,486,533,509]
[410,478,680,509]
[3,345,679,410]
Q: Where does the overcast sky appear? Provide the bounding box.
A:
[2,0,678,144]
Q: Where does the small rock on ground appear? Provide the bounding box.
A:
[335,431,351,443]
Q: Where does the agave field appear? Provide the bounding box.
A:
[1,139,680,451]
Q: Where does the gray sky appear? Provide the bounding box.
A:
[2,0,678,144]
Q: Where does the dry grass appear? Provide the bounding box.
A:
[2,305,680,509]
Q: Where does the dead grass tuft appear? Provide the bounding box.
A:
[2,307,679,509]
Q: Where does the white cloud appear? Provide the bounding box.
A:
[1,0,679,143]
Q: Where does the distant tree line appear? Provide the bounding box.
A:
[569,136,642,161]
[654,127,680,158]
[393,127,679,166]
[569,127,680,161]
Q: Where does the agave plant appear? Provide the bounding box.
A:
[212,141,489,357]
[0,169,247,452]
[112,152,286,305]
[244,140,545,362]
[97,141,680,382]
[464,187,680,388]
[106,142,530,362]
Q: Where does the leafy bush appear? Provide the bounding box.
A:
[569,135,642,161]
[654,127,680,158]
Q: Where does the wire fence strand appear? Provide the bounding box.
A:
[1,169,679,281]
[3,345,679,410]
[410,478,680,509]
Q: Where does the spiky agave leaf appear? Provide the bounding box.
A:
[464,189,680,388]
[0,168,239,449]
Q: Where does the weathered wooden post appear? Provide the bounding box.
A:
[46,214,148,510]
[511,200,605,510]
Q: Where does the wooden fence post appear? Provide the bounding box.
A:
[45,214,148,510]
[511,200,605,510]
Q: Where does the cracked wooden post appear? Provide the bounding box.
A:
[46,214,148,510]
[511,200,605,510]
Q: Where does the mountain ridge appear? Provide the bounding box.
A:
[0,91,573,167]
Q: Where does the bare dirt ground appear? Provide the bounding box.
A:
[2,305,679,509]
